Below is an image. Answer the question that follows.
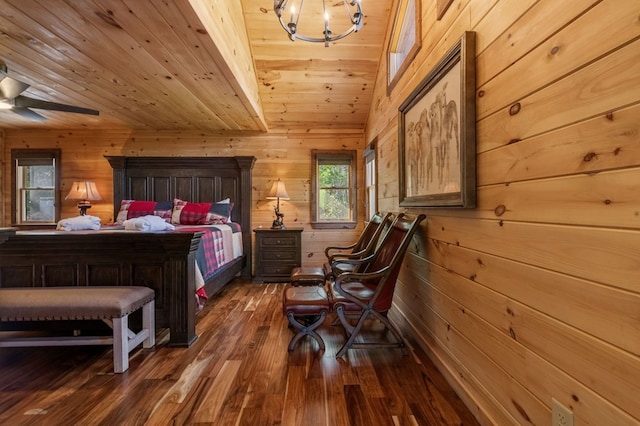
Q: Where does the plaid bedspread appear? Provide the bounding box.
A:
[176,223,241,295]
[198,227,224,280]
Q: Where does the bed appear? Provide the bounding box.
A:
[0,156,256,347]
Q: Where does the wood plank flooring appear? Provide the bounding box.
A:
[0,280,480,425]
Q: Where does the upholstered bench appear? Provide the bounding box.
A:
[0,286,155,373]
[290,266,326,286]
[282,285,331,351]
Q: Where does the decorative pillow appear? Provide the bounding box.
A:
[172,199,210,225]
[205,202,233,224]
[171,198,233,225]
[116,200,173,225]
[214,198,234,222]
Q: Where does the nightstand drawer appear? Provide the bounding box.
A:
[261,263,298,276]
[258,235,297,247]
[260,250,297,262]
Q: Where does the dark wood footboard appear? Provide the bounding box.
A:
[0,228,204,347]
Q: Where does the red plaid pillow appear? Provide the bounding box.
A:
[116,200,172,224]
[172,199,212,225]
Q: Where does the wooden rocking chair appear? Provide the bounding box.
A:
[329,213,426,358]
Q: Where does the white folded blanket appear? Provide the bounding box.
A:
[57,215,101,231]
[124,215,175,231]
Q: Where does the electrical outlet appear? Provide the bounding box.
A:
[552,398,574,426]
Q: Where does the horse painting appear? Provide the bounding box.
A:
[400,31,475,208]
[405,82,459,195]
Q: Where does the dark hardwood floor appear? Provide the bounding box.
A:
[0,280,480,425]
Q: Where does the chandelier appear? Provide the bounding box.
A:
[273,0,364,47]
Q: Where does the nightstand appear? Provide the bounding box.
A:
[253,227,303,282]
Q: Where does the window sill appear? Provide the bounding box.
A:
[311,221,357,230]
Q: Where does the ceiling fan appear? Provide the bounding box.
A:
[0,61,99,122]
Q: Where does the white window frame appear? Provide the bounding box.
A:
[363,142,377,220]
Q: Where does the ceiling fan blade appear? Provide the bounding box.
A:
[11,106,47,122]
[0,71,30,100]
[14,95,99,116]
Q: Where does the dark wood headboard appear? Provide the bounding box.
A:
[105,156,256,278]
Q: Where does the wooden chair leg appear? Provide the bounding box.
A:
[373,311,408,355]
[334,306,356,334]
[334,307,408,358]
[335,308,372,358]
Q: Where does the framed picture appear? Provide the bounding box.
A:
[398,31,476,208]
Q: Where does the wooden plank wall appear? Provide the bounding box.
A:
[2,0,639,424]
[0,129,366,274]
[366,0,640,424]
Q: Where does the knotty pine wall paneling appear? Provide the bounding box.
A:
[1,129,365,276]
[366,0,640,424]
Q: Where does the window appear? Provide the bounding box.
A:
[387,0,421,95]
[311,150,357,229]
[363,142,377,219]
[11,149,61,226]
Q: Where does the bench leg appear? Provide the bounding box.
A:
[286,311,327,352]
[113,315,129,373]
[110,300,155,373]
[143,300,155,348]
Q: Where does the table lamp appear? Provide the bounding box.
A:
[65,180,102,215]
[266,179,290,229]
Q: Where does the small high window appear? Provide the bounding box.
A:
[387,0,421,95]
[11,149,61,226]
[311,150,357,229]
[363,142,377,219]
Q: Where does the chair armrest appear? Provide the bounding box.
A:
[324,242,358,259]
[329,252,378,277]
[327,248,368,263]
[330,253,375,269]
[333,266,392,302]
[335,267,390,284]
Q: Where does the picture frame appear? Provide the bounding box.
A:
[398,31,476,208]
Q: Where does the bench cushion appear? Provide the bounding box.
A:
[283,285,330,316]
[290,266,326,286]
[0,286,155,321]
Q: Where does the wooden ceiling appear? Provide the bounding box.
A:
[0,0,391,132]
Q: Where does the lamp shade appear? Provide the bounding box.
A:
[65,181,102,201]
[266,179,290,200]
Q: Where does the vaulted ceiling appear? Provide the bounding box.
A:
[0,0,391,132]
